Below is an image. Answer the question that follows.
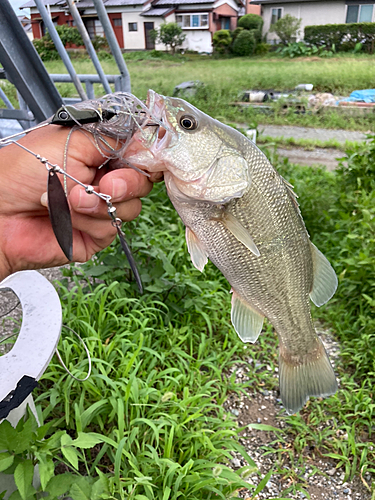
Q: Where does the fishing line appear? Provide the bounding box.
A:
[55,325,92,382]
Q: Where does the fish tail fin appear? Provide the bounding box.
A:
[279,338,338,415]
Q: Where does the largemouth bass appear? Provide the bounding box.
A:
[124,90,338,414]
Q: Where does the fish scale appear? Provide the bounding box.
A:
[124,90,338,414]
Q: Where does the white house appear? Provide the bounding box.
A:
[23,0,244,53]
[253,0,375,44]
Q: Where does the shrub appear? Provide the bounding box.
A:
[33,24,84,61]
[232,29,256,56]
[269,14,301,45]
[150,22,186,54]
[238,13,263,31]
[304,22,375,53]
[237,13,263,42]
[212,29,232,55]
[255,42,271,55]
[92,35,109,51]
[231,26,244,44]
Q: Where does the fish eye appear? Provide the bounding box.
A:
[58,110,69,121]
[179,115,197,130]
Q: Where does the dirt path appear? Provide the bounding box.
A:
[258,125,367,144]
[276,147,343,171]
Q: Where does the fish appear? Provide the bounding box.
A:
[123,90,338,414]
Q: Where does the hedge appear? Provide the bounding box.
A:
[304,23,375,53]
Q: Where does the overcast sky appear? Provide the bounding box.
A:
[9,0,30,17]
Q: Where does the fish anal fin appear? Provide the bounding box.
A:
[231,291,264,343]
[185,227,208,272]
[279,338,338,415]
[221,212,260,257]
[310,242,338,307]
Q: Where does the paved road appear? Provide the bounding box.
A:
[258,124,367,143]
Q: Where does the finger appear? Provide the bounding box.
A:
[71,212,118,242]
[69,185,143,222]
[99,168,153,202]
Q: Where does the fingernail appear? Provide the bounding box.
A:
[78,189,100,209]
[40,192,48,207]
[111,178,128,201]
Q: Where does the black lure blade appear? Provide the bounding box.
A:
[117,228,143,294]
[47,170,73,261]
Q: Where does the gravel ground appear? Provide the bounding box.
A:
[224,327,372,500]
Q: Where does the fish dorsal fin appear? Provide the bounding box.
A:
[231,291,264,343]
[221,213,260,257]
[309,242,338,307]
[281,176,299,209]
[185,227,208,272]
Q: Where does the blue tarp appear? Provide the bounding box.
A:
[341,89,375,103]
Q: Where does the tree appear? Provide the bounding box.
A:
[269,14,302,45]
[151,23,186,54]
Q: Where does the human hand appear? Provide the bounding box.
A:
[0,125,160,281]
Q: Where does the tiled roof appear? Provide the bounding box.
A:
[253,0,323,3]
[21,0,146,8]
[21,0,65,8]
[142,7,173,15]
[153,0,213,5]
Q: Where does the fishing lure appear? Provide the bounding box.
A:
[0,93,159,293]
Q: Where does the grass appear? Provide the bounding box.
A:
[1,52,375,499]
[2,52,375,130]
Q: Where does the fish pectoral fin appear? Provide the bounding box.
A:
[185,227,208,272]
[309,242,338,307]
[279,338,338,415]
[231,291,264,343]
[221,213,260,257]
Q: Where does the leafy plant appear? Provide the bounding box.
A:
[150,23,186,54]
[270,14,302,45]
[276,41,335,58]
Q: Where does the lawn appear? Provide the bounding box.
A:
[41,52,375,131]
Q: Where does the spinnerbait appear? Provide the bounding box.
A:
[0,93,158,293]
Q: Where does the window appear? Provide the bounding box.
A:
[271,8,282,25]
[128,22,138,31]
[176,13,209,29]
[113,18,122,27]
[346,4,373,23]
[85,19,104,39]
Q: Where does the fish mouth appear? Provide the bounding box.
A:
[143,90,174,149]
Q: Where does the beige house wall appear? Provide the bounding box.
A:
[122,10,172,50]
[262,1,346,43]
